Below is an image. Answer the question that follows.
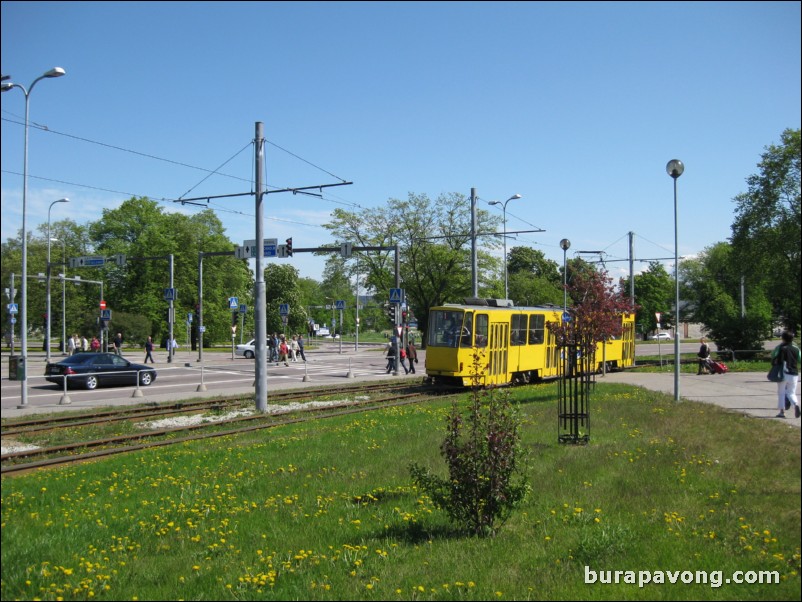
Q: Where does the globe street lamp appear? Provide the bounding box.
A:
[488,194,522,300]
[46,198,69,362]
[560,238,571,315]
[2,67,66,408]
[666,159,684,402]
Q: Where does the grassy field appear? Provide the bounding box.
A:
[1,382,799,600]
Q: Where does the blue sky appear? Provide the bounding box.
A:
[2,1,800,286]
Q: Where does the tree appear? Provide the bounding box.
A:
[731,128,801,333]
[619,262,673,337]
[88,198,252,344]
[264,264,306,335]
[681,243,772,355]
[549,269,634,357]
[506,247,563,306]
[323,192,501,343]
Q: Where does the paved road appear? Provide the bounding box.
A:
[0,344,423,418]
[2,345,797,428]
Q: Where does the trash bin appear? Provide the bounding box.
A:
[9,355,24,380]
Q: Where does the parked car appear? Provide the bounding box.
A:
[649,333,672,340]
[235,339,256,359]
[44,352,157,390]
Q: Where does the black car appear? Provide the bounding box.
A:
[45,352,157,390]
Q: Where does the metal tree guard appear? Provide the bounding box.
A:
[558,342,594,444]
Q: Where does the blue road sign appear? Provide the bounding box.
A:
[8,303,18,314]
[279,303,290,316]
[389,288,403,304]
[239,304,247,314]
[164,288,176,301]
[101,309,112,320]
[335,300,346,310]
[562,312,572,322]
[228,296,239,309]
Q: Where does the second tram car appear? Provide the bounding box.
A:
[425,299,635,387]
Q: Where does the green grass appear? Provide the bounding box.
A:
[1,382,799,600]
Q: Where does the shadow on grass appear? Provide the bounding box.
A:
[379,521,468,544]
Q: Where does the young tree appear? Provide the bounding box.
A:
[549,269,634,360]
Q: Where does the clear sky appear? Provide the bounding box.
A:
[2,1,800,286]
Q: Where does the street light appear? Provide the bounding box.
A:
[46,198,69,362]
[2,66,66,408]
[560,238,571,315]
[54,239,67,355]
[666,159,684,402]
[488,194,522,300]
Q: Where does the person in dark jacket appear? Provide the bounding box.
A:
[406,340,419,374]
[696,338,711,374]
[771,331,800,419]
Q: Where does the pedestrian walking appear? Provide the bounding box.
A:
[697,338,711,374]
[278,336,290,366]
[772,331,800,419]
[144,336,155,363]
[406,339,419,374]
[296,334,307,362]
[113,332,123,356]
[290,335,300,362]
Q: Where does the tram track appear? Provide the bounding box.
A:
[1,381,412,436]
[1,383,462,476]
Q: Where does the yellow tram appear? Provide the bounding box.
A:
[425,299,636,387]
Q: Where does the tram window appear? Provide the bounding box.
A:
[511,314,527,346]
[475,314,489,347]
[460,312,474,347]
[528,314,545,345]
[428,310,464,348]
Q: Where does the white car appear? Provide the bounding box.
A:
[650,333,672,341]
[235,339,256,358]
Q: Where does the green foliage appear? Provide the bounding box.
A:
[506,246,563,306]
[99,310,152,346]
[324,192,502,343]
[410,351,530,536]
[265,264,307,335]
[681,242,772,355]
[730,128,801,333]
[620,262,673,335]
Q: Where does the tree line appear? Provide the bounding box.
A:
[2,129,798,353]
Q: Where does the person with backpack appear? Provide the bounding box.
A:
[772,331,800,419]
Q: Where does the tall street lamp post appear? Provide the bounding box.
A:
[489,194,522,300]
[57,239,67,355]
[560,238,571,315]
[2,67,66,408]
[46,198,69,362]
[666,159,684,402]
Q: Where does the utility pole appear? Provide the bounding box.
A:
[254,122,268,413]
[471,187,478,298]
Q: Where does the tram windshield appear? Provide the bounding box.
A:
[428,309,472,348]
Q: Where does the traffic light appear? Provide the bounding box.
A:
[286,237,293,257]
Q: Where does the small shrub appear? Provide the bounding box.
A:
[410,350,530,536]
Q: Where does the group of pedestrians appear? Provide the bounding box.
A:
[385,336,418,374]
[66,333,101,354]
[268,333,306,366]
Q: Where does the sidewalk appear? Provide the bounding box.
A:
[599,371,801,428]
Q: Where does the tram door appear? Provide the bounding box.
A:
[487,319,509,384]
